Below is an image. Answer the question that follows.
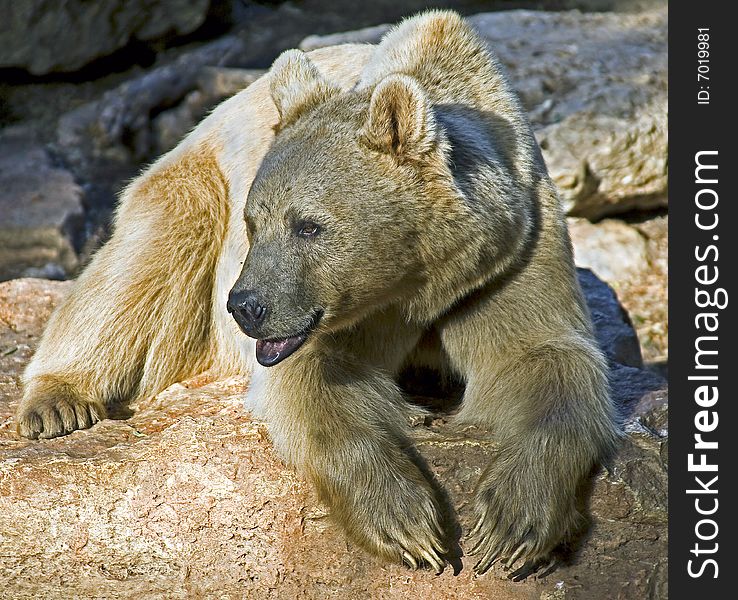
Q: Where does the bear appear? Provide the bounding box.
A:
[16,11,619,575]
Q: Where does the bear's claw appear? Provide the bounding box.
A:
[17,397,106,439]
[465,459,575,576]
[339,474,449,574]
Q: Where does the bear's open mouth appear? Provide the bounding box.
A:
[255,310,323,367]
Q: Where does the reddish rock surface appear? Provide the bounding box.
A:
[0,279,667,599]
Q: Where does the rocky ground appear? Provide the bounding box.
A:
[1,1,667,598]
[0,275,666,599]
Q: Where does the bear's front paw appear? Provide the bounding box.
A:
[17,393,106,440]
[367,484,448,573]
[466,457,582,575]
[329,472,448,573]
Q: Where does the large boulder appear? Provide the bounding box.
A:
[0,275,666,598]
[0,0,211,75]
[0,130,84,282]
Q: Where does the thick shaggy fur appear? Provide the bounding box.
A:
[17,12,618,574]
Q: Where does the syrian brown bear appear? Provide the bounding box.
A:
[17,11,618,574]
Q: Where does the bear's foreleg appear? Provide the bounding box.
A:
[17,146,230,439]
[449,333,618,573]
[261,349,448,572]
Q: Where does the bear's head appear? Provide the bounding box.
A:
[228,50,462,367]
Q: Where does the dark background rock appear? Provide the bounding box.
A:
[0,129,84,281]
[152,68,264,155]
[578,268,644,369]
[0,4,668,595]
[55,35,252,165]
[0,0,211,75]
[1,3,668,281]
[570,215,667,370]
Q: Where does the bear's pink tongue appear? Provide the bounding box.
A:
[256,334,307,367]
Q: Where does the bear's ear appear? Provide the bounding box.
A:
[359,75,437,159]
[269,49,340,131]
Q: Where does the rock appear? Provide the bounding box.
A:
[151,90,214,156]
[56,36,251,165]
[484,7,669,220]
[0,0,210,75]
[18,263,68,281]
[633,213,668,277]
[0,131,84,282]
[300,8,667,219]
[152,68,265,155]
[609,362,665,413]
[569,218,649,285]
[300,24,393,51]
[578,268,643,369]
[196,67,266,98]
[538,105,668,218]
[49,37,261,257]
[608,215,668,365]
[0,275,666,599]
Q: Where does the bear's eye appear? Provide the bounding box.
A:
[296,221,321,238]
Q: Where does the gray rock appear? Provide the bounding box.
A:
[0,131,84,282]
[299,9,666,125]
[468,10,666,123]
[466,9,669,219]
[610,362,666,414]
[300,24,393,51]
[152,68,266,155]
[568,217,649,284]
[20,263,68,281]
[0,0,210,75]
[300,8,667,219]
[56,36,251,165]
[578,268,643,369]
[538,106,667,218]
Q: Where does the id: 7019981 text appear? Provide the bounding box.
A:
[697,28,710,105]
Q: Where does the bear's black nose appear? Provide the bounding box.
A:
[227,289,268,335]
